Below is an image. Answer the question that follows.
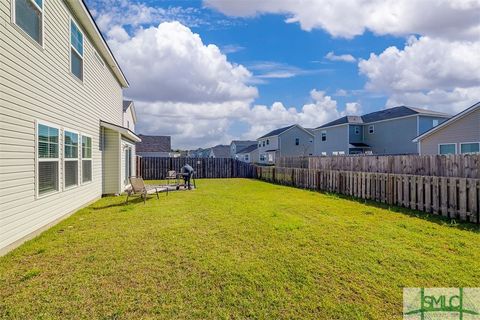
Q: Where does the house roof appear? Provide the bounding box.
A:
[211,145,231,158]
[71,1,128,87]
[259,125,296,139]
[136,135,171,152]
[237,144,258,154]
[123,100,133,112]
[413,101,480,142]
[317,116,363,129]
[100,121,141,142]
[231,140,257,149]
[316,106,451,129]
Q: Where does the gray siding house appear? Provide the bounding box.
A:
[235,144,258,163]
[230,140,256,158]
[257,124,314,164]
[0,0,140,254]
[414,102,480,155]
[313,106,450,156]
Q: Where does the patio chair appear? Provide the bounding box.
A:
[165,170,178,187]
[126,176,168,204]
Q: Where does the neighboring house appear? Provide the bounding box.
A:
[136,135,172,157]
[0,0,140,254]
[257,124,314,164]
[413,102,480,155]
[236,144,259,163]
[123,100,137,132]
[313,106,450,156]
[230,140,256,158]
[208,145,231,158]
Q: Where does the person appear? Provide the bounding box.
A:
[180,164,194,190]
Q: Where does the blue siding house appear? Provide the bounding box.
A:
[313,106,450,156]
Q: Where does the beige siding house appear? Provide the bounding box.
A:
[414,102,480,155]
[0,0,140,254]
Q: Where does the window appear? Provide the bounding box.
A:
[332,151,338,156]
[321,130,326,141]
[266,139,270,145]
[260,154,266,162]
[460,142,480,154]
[368,125,375,134]
[268,153,274,162]
[37,123,59,196]
[439,143,456,155]
[338,151,345,155]
[354,126,360,135]
[258,142,261,147]
[321,152,327,156]
[295,138,299,146]
[64,130,79,188]
[70,19,84,80]
[14,0,43,45]
[433,119,439,127]
[262,140,265,147]
[124,146,132,184]
[244,154,249,161]
[82,135,92,183]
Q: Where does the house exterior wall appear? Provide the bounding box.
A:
[0,0,125,253]
[348,125,363,143]
[363,117,419,155]
[257,136,278,164]
[314,125,349,155]
[123,107,135,132]
[418,115,448,135]
[278,127,314,157]
[419,108,480,155]
[237,148,259,163]
[102,128,121,194]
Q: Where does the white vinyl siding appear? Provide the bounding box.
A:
[0,0,125,253]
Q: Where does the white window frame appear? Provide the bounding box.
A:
[81,133,93,184]
[266,139,269,145]
[432,119,439,127]
[295,138,300,145]
[63,128,80,190]
[354,126,360,135]
[244,154,249,161]
[459,142,480,154]
[69,17,84,82]
[262,140,265,147]
[438,143,457,155]
[35,120,60,199]
[368,125,375,134]
[11,0,45,48]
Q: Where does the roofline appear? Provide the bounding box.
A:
[259,124,314,139]
[124,101,138,123]
[413,102,480,142]
[100,120,141,142]
[70,1,129,87]
[313,122,350,131]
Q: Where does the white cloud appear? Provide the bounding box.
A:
[221,44,245,54]
[248,61,328,80]
[204,0,480,40]
[325,51,356,63]
[109,22,257,104]
[359,36,480,113]
[241,90,360,139]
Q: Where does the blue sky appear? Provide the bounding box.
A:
[86,0,480,149]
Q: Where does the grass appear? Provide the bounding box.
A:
[1,179,479,319]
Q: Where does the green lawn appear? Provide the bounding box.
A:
[1,179,479,319]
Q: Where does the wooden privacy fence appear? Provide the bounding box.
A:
[137,157,256,180]
[256,166,480,224]
[276,154,480,179]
